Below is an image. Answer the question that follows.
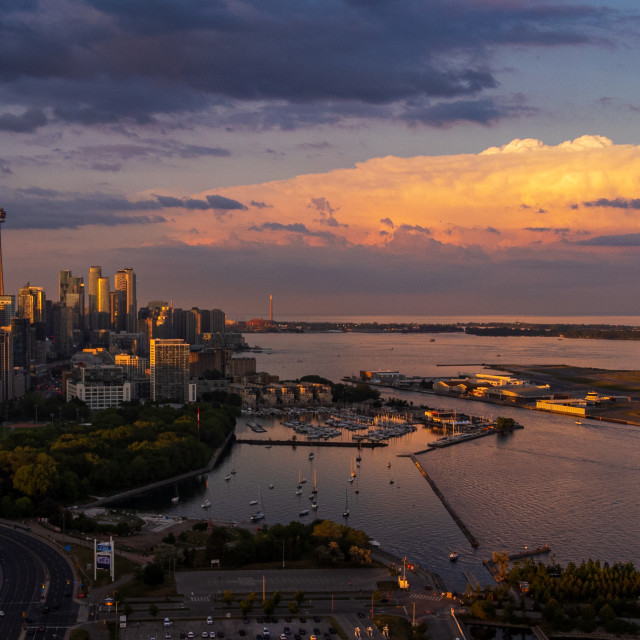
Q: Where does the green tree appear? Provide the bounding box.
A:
[492,550,510,581]
[142,563,165,586]
[223,590,235,606]
[263,598,275,615]
[272,590,282,606]
[149,603,159,617]
[240,600,253,615]
[294,590,305,604]
[598,603,616,624]
[288,601,299,614]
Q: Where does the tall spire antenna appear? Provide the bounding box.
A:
[0,207,6,296]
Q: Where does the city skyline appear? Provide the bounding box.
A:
[3,1,640,317]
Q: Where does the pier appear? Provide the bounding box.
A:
[483,544,551,581]
[409,454,479,548]
[236,438,386,448]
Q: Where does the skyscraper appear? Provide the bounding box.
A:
[88,266,102,329]
[17,283,46,324]
[150,338,189,402]
[0,206,6,297]
[59,270,84,331]
[115,268,136,333]
[0,328,12,402]
[94,275,111,330]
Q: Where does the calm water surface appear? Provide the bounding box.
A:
[129,333,640,591]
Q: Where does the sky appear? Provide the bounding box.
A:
[3,0,640,319]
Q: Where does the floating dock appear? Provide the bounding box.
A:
[235,438,386,448]
[409,454,479,548]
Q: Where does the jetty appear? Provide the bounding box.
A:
[483,544,551,581]
[236,438,386,448]
[409,454,479,548]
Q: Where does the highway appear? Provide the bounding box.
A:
[0,525,79,639]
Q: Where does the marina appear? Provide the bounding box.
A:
[112,331,640,592]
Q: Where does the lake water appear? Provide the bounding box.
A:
[129,332,640,592]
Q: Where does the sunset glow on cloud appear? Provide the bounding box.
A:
[3,1,640,316]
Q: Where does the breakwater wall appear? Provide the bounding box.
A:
[236,438,386,448]
[483,544,551,581]
[83,427,237,508]
[409,454,479,548]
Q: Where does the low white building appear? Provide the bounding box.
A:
[67,366,131,410]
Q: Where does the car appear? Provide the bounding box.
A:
[328,629,337,635]
[310,635,317,640]
[0,610,4,616]
[281,635,287,640]
[210,633,216,638]
[285,617,292,623]
[239,630,247,636]
[284,627,291,635]
[299,630,306,636]
[313,617,321,623]
[243,619,250,625]
[324,633,331,639]
[357,613,365,619]
[263,628,270,635]
[207,617,213,625]
[202,633,209,639]
[42,606,50,614]
[313,629,321,635]
[294,635,301,640]
[188,634,195,639]
[299,618,307,623]
[166,634,173,639]
[165,618,173,627]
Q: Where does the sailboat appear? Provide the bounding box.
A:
[250,489,265,521]
[343,488,350,518]
[350,458,357,478]
[311,469,318,495]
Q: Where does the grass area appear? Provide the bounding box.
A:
[66,543,140,591]
[372,614,424,640]
[116,572,177,599]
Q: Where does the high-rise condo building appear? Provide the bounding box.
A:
[0,295,15,327]
[88,266,101,312]
[93,275,111,330]
[115,268,136,333]
[17,283,46,324]
[0,328,12,402]
[150,338,189,402]
[59,270,84,331]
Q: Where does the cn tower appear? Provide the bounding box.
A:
[0,207,6,296]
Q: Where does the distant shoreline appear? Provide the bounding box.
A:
[239,321,640,340]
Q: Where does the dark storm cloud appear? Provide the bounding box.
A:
[486,227,500,234]
[380,218,395,228]
[155,195,247,211]
[398,224,431,234]
[250,201,273,209]
[524,227,570,234]
[1,187,167,229]
[576,233,640,246]
[583,197,640,209]
[0,108,47,133]
[0,0,617,129]
[249,221,341,241]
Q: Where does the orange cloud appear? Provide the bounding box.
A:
[152,135,640,254]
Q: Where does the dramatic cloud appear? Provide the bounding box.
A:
[0,0,624,131]
[576,233,640,246]
[583,198,640,209]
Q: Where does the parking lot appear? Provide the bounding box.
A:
[118,613,343,640]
